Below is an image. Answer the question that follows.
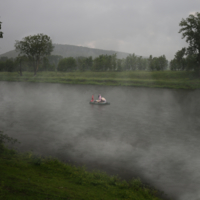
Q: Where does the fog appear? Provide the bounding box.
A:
[1,81,200,200]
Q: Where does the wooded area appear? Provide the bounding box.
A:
[0,12,200,74]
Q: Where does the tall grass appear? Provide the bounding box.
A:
[0,71,199,89]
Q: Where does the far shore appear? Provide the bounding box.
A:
[0,71,200,90]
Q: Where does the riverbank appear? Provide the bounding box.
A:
[0,71,200,89]
[0,146,165,200]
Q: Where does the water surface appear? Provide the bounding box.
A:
[0,81,200,200]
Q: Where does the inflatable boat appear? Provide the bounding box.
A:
[89,101,110,105]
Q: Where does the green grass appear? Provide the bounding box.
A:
[0,71,200,89]
[0,147,166,200]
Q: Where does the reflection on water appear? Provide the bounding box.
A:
[0,81,200,200]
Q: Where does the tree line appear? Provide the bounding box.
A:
[1,12,199,75]
[0,53,168,74]
[0,55,62,74]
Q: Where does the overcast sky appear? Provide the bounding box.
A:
[0,0,199,60]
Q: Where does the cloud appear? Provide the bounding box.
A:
[0,0,200,60]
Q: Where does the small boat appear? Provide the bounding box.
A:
[89,101,110,105]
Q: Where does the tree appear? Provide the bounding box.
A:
[76,57,85,71]
[111,53,117,71]
[85,56,93,71]
[15,33,54,75]
[170,59,178,71]
[5,59,14,72]
[148,55,168,71]
[187,54,198,70]
[0,61,5,72]
[117,59,123,71]
[0,21,3,38]
[124,54,137,71]
[15,55,28,76]
[76,56,93,72]
[179,12,200,71]
[170,48,186,71]
[148,55,153,71]
[57,57,76,72]
[47,55,63,71]
[158,55,168,71]
[170,49,198,71]
[92,56,102,71]
[92,55,109,71]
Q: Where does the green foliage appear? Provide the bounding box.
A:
[15,55,30,75]
[170,48,199,71]
[92,54,117,71]
[0,58,15,72]
[185,54,198,70]
[123,54,151,71]
[0,71,200,89]
[117,59,123,71]
[0,131,18,153]
[137,56,148,70]
[0,147,164,200]
[0,52,169,73]
[76,56,93,71]
[0,60,6,72]
[169,59,178,71]
[0,132,17,145]
[130,178,143,190]
[149,55,168,71]
[0,56,8,62]
[30,155,42,166]
[170,48,186,71]
[179,12,200,70]
[5,59,14,72]
[0,21,3,38]
[57,57,77,72]
[15,33,54,75]
[47,55,63,71]
[93,55,109,71]
[124,53,137,70]
[39,57,55,72]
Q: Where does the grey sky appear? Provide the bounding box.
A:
[0,0,199,60]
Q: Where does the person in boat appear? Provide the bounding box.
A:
[95,94,102,103]
[90,94,94,102]
[101,97,106,102]
[98,94,101,101]
[96,94,106,103]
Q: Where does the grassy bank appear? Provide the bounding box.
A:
[0,146,166,200]
[0,71,200,89]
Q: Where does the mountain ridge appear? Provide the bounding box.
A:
[0,44,131,59]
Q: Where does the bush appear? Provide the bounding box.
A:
[57,57,76,72]
[0,131,18,153]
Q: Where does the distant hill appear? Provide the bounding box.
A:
[0,44,131,59]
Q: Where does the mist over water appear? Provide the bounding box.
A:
[0,81,200,200]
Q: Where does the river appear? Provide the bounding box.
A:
[0,81,200,200]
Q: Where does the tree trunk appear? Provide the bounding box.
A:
[34,60,39,76]
[34,61,38,76]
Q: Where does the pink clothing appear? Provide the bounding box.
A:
[99,95,101,101]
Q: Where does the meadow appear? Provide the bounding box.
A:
[0,71,199,89]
